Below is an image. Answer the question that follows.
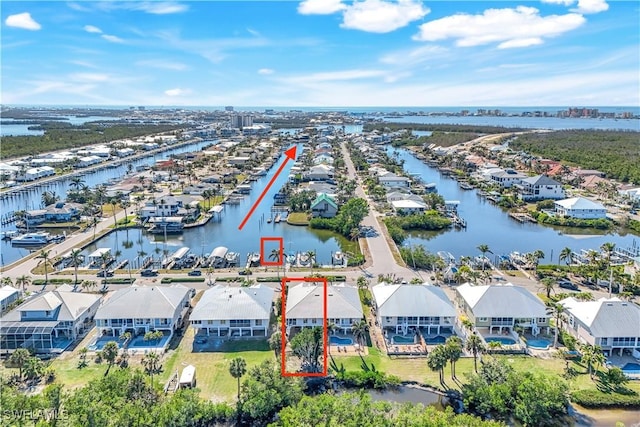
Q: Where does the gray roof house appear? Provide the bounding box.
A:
[285,283,363,334]
[94,285,190,346]
[560,297,640,356]
[190,285,274,338]
[456,283,549,335]
[372,283,456,336]
[0,287,101,354]
[0,285,20,313]
[516,174,565,201]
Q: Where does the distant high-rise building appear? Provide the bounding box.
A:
[230,114,253,129]
[225,106,234,112]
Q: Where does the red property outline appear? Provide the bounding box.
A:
[260,237,284,266]
[280,277,328,377]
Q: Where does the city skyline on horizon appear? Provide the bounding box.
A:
[2,0,639,107]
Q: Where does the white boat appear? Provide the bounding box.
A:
[225,252,239,266]
[331,251,346,266]
[1,230,19,241]
[437,251,456,265]
[11,232,49,247]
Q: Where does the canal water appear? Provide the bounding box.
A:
[80,145,352,269]
[0,115,120,136]
[390,148,639,263]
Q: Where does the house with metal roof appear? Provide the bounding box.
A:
[516,174,565,201]
[94,285,190,342]
[372,283,456,336]
[190,285,274,338]
[0,288,101,354]
[456,283,549,335]
[0,285,20,313]
[311,193,338,218]
[554,197,607,219]
[285,283,363,334]
[560,297,640,356]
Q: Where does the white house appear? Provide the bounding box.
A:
[306,164,335,181]
[190,285,274,337]
[489,169,527,189]
[379,173,410,190]
[0,285,20,312]
[313,154,334,165]
[139,196,182,220]
[0,286,101,354]
[94,285,190,343]
[390,200,426,214]
[372,283,456,336]
[560,297,640,356]
[517,175,565,201]
[456,283,549,335]
[554,197,607,219]
[285,283,363,334]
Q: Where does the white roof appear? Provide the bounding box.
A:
[372,284,455,318]
[179,365,196,384]
[88,248,111,258]
[0,285,19,301]
[457,283,547,318]
[190,285,274,321]
[95,285,189,320]
[560,297,640,338]
[555,197,605,210]
[286,283,363,320]
[210,246,228,258]
[1,289,101,323]
[391,200,426,209]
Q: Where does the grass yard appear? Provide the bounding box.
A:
[286,212,310,226]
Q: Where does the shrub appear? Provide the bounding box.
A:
[571,389,640,409]
[559,330,577,350]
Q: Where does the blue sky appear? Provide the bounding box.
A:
[2,0,638,106]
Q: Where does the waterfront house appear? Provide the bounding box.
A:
[489,169,527,189]
[15,166,55,182]
[190,285,274,337]
[554,197,607,219]
[285,283,363,335]
[372,283,456,336]
[560,297,640,356]
[311,193,338,218]
[0,287,101,354]
[139,196,182,220]
[307,182,337,197]
[391,200,427,214]
[455,283,549,335]
[0,285,20,313]
[307,164,335,181]
[44,202,81,222]
[516,175,565,201]
[313,154,334,165]
[94,285,190,341]
[24,209,47,226]
[378,172,410,190]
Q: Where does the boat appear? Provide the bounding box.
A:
[11,232,50,247]
[208,246,229,268]
[1,230,19,241]
[437,251,456,265]
[331,251,346,266]
[247,252,261,267]
[274,214,281,223]
[286,253,297,265]
[266,217,272,223]
[459,183,474,190]
[225,252,239,266]
[148,217,185,234]
[298,253,312,266]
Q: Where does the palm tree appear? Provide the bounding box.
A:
[427,344,448,387]
[36,250,52,287]
[110,198,119,228]
[94,185,107,217]
[306,250,316,274]
[69,248,84,286]
[540,277,556,299]
[229,357,247,400]
[69,176,84,191]
[2,276,13,287]
[99,250,112,281]
[15,275,32,294]
[466,334,485,373]
[356,276,368,291]
[142,351,161,383]
[559,247,573,266]
[269,248,281,279]
[445,336,463,380]
[546,301,564,348]
[580,343,605,380]
[268,331,282,359]
[351,320,369,347]
[9,348,31,379]
[476,244,492,271]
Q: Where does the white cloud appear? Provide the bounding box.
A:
[571,0,609,14]
[541,0,575,5]
[70,73,110,82]
[5,12,42,31]
[298,0,346,15]
[380,44,448,65]
[69,60,98,69]
[282,69,387,86]
[101,34,124,43]
[83,25,102,34]
[413,6,585,48]
[341,0,429,33]
[136,60,188,71]
[133,2,189,14]
[258,68,275,75]
[164,88,191,96]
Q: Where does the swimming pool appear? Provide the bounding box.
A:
[485,337,517,345]
[330,336,353,345]
[527,339,551,350]
[622,363,640,374]
[392,335,415,344]
[425,336,446,345]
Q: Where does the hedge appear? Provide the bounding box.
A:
[571,389,640,409]
[160,277,205,283]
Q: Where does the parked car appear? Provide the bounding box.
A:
[188,269,202,276]
[97,270,114,278]
[238,269,252,275]
[558,280,578,291]
[140,269,158,277]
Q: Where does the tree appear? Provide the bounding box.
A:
[540,277,556,299]
[36,249,52,287]
[559,247,573,265]
[445,336,463,380]
[427,344,448,387]
[78,347,89,369]
[142,351,161,383]
[23,356,45,381]
[102,341,119,375]
[546,301,564,348]
[143,330,164,346]
[580,343,605,379]
[476,244,492,271]
[69,248,84,286]
[229,357,247,401]
[351,320,369,347]
[356,276,368,291]
[269,248,281,279]
[8,348,31,379]
[306,250,316,273]
[15,274,32,294]
[269,330,283,359]
[290,327,324,373]
[466,333,486,373]
[1,276,13,287]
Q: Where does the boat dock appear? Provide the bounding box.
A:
[508,212,537,223]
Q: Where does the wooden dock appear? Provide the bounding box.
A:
[508,212,537,223]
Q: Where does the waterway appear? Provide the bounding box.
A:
[0,115,120,136]
[390,148,639,263]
